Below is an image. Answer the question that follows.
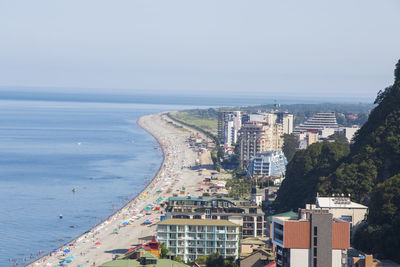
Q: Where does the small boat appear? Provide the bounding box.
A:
[59,214,63,219]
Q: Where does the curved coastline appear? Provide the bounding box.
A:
[27,111,210,267]
[27,113,166,267]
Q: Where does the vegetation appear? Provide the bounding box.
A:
[226,169,251,198]
[327,132,349,144]
[274,142,350,211]
[282,134,299,162]
[274,59,400,263]
[202,253,238,267]
[169,109,218,135]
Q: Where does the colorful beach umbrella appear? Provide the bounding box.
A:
[95,242,102,245]
[63,249,70,253]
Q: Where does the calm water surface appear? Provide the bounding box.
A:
[0,100,189,266]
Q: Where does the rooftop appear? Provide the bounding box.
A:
[157,219,239,227]
[316,197,368,209]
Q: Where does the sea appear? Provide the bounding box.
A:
[0,91,370,266]
[0,97,210,267]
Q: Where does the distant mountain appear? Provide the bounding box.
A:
[274,59,400,263]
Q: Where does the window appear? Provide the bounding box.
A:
[313,258,317,267]
[314,237,317,246]
[314,226,318,236]
[314,247,317,256]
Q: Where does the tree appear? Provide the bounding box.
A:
[206,253,224,267]
[159,242,169,259]
[274,142,350,212]
[327,132,349,144]
[282,134,298,162]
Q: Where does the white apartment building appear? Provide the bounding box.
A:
[156,219,240,262]
[224,111,242,147]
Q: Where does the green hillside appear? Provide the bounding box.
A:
[274,59,400,262]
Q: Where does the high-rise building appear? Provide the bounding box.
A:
[218,111,242,147]
[224,111,242,147]
[239,121,283,168]
[156,219,240,262]
[278,113,294,135]
[272,209,350,267]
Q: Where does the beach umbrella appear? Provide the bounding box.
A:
[143,220,151,224]
[156,190,162,193]
[114,228,119,231]
[63,249,70,253]
[77,265,86,267]
[95,242,102,245]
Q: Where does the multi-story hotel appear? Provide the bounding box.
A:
[272,209,350,267]
[218,111,242,146]
[248,150,288,179]
[164,196,266,238]
[156,219,240,262]
[294,112,339,133]
[239,121,283,168]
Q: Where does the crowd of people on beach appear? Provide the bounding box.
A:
[26,114,202,267]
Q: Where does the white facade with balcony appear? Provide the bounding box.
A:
[156,219,240,262]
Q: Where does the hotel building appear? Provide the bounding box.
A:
[239,121,283,168]
[272,209,350,267]
[156,219,240,262]
[164,196,267,238]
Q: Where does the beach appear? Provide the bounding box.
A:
[27,112,213,267]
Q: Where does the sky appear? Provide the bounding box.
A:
[0,0,399,102]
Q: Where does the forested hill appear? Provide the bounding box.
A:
[274,59,400,263]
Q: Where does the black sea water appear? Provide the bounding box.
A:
[0,99,193,266]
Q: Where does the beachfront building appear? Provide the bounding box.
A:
[164,196,267,238]
[248,151,288,180]
[272,209,350,267]
[218,111,242,147]
[156,219,240,262]
[239,121,283,168]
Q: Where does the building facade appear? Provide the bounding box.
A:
[306,196,368,237]
[248,151,288,178]
[218,111,242,146]
[156,219,240,262]
[224,111,242,147]
[164,196,267,238]
[239,121,283,168]
[272,209,350,267]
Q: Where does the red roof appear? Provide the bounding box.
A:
[264,262,276,267]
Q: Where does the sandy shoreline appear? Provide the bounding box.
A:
[26,112,213,267]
